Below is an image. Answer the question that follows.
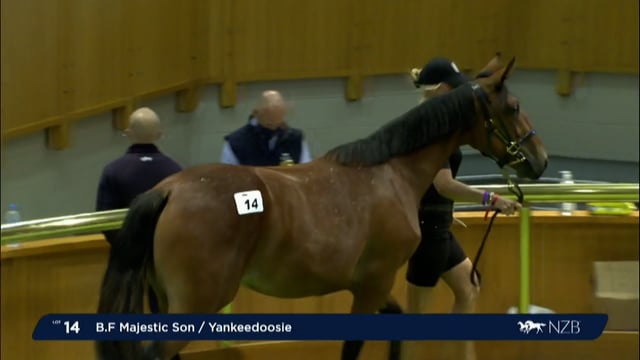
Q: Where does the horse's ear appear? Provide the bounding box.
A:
[497,56,516,87]
[475,52,503,77]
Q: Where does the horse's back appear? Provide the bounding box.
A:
[156,162,273,222]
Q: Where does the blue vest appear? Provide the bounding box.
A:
[224,118,304,166]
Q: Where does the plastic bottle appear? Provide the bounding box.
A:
[279,153,294,167]
[4,204,22,224]
[559,171,577,216]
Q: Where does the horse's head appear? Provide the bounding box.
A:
[469,55,548,180]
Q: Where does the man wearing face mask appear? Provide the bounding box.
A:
[220,90,312,166]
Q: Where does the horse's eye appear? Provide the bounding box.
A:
[512,103,520,114]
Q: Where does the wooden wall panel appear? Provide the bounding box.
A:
[360,0,514,75]
[181,335,640,360]
[231,0,352,81]
[449,0,514,72]
[509,0,574,70]
[126,0,197,96]
[359,0,435,75]
[1,0,638,143]
[531,221,639,313]
[570,0,639,73]
[359,0,462,75]
[207,0,227,82]
[190,0,212,82]
[0,0,61,137]
[0,237,220,359]
[0,247,108,360]
[60,0,127,113]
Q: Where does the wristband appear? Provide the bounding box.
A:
[491,193,500,207]
[482,191,490,206]
[484,192,500,220]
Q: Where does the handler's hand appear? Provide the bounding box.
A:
[494,197,522,215]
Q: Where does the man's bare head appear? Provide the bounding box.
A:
[253,90,287,130]
[125,107,162,144]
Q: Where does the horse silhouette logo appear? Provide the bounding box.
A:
[517,320,547,334]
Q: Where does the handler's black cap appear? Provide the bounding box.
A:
[414,57,470,88]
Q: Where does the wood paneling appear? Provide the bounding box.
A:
[359,0,433,75]
[1,245,109,360]
[0,0,61,136]
[508,0,574,70]
[531,221,639,313]
[126,0,196,96]
[569,0,639,73]
[440,0,514,73]
[0,236,221,359]
[60,0,127,114]
[1,0,638,145]
[207,0,228,82]
[180,333,640,360]
[230,0,352,81]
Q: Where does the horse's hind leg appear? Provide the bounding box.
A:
[144,242,246,359]
[143,276,241,360]
[146,277,182,360]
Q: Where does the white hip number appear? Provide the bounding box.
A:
[233,190,264,215]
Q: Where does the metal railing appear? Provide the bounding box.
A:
[2,183,639,315]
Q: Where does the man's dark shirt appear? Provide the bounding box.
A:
[96,144,182,244]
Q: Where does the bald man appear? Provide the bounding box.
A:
[95,108,182,352]
[221,90,312,166]
[96,107,182,218]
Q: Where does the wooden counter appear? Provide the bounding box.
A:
[2,211,638,359]
[180,333,640,360]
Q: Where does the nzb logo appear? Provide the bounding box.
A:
[518,320,546,334]
[518,319,581,335]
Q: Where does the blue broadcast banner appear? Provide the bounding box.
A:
[33,314,608,341]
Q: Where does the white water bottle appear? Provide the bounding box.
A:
[5,204,22,224]
[559,171,577,216]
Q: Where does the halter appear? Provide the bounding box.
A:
[468,83,530,286]
[470,83,537,170]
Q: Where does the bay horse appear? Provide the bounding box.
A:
[96,56,548,360]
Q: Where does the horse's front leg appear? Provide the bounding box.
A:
[341,277,401,360]
[378,297,403,359]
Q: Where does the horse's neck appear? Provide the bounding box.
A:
[389,133,463,203]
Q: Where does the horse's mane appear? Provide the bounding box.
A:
[324,84,477,166]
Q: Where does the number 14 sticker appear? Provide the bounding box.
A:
[233,190,264,215]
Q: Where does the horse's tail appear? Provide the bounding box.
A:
[95,190,169,360]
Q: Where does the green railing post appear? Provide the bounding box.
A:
[220,303,233,348]
[519,206,531,314]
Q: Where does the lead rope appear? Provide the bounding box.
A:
[470,169,525,287]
